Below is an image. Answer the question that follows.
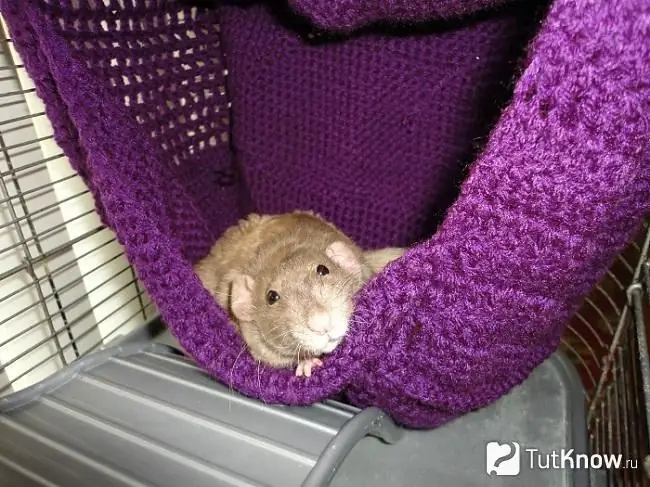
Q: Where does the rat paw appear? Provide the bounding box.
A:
[295,358,323,377]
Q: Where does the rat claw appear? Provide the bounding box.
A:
[295,357,323,377]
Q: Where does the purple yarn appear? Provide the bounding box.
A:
[289,0,513,31]
[1,0,648,428]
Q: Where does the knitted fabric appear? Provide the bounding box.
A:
[289,0,514,32]
[1,0,648,428]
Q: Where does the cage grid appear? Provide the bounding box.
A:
[0,17,156,397]
[560,221,650,486]
[0,9,649,486]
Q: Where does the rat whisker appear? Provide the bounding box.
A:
[228,343,248,412]
[292,330,313,343]
[257,359,268,405]
[209,290,231,297]
[333,276,356,299]
[242,304,261,313]
[265,323,287,337]
[348,317,368,326]
[270,329,291,340]
[268,340,294,352]
[267,322,285,332]
[269,328,295,342]
[261,322,294,340]
[264,327,297,350]
[276,333,290,348]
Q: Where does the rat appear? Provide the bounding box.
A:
[193,210,404,377]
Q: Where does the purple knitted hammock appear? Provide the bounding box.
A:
[2,0,648,428]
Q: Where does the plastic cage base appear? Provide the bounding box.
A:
[0,328,601,487]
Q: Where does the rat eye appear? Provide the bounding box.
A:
[266,290,280,305]
[316,264,329,276]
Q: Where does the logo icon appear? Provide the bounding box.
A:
[486,441,521,476]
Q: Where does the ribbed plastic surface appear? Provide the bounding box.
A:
[0,339,596,487]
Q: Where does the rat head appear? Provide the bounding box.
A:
[230,241,366,361]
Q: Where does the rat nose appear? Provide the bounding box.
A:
[307,312,332,335]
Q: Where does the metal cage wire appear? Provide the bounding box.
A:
[560,222,650,486]
[0,10,649,487]
[0,18,156,396]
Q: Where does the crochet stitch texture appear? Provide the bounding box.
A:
[1,0,648,428]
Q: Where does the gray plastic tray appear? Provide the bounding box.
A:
[0,325,604,486]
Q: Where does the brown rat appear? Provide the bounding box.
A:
[193,210,404,376]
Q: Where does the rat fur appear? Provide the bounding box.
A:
[193,210,404,376]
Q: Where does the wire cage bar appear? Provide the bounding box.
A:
[0,10,649,487]
[560,222,650,485]
[0,17,156,397]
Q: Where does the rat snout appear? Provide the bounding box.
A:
[301,306,349,354]
[307,312,333,335]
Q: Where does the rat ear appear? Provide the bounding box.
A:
[325,241,362,276]
[230,274,255,322]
